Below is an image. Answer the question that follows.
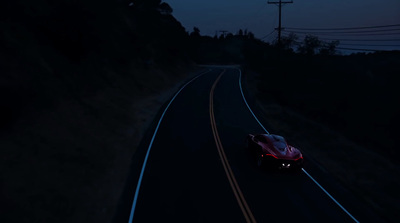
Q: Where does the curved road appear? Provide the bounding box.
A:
[115,67,384,222]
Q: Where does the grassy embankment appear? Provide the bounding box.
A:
[242,52,400,222]
[0,1,199,222]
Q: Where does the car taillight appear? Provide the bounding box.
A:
[265,154,278,159]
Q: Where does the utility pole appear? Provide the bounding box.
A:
[268,1,293,46]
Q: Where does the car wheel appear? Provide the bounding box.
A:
[256,155,263,167]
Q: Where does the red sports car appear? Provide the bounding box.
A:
[246,134,303,170]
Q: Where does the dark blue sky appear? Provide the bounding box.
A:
[165,0,400,52]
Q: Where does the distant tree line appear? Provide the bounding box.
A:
[279,33,340,56]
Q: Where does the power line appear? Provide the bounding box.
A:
[285,23,400,31]
[319,38,400,42]
[290,39,400,47]
[261,30,276,40]
[287,37,400,52]
[335,47,395,52]
[268,1,293,46]
[281,30,400,37]
[283,28,400,34]
[282,33,400,42]
[267,32,278,43]
[303,32,400,37]
[335,43,400,47]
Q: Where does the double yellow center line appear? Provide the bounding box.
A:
[209,70,257,223]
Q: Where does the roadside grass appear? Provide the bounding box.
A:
[1,1,197,222]
[244,69,400,222]
[0,64,203,222]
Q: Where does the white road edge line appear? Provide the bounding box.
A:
[237,68,360,223]
[128,69,212,223]
[302,169,360,223]
[237,69,269,134]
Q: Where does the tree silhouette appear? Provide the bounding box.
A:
[280,32,298,51]
[298,35,321,56]
[247,31,255,39]
[158,2,173,15]
[319,40,340,56]
[133,0,161,9]
[190,27,201,37]
[238,29,244,36]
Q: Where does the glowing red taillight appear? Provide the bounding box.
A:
[265,154,278,159]
[294,157,303,161]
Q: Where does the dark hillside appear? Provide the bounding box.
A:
[1,1,196,222]
[250,51,400,162]
[243,49,400,221]
[1,0,190,129]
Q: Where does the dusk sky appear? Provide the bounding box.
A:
[165,0,400,52]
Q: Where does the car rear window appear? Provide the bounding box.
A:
[271,135,287,151]
[273,141,287,151]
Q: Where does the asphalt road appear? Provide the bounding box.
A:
[115,67,384,223]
